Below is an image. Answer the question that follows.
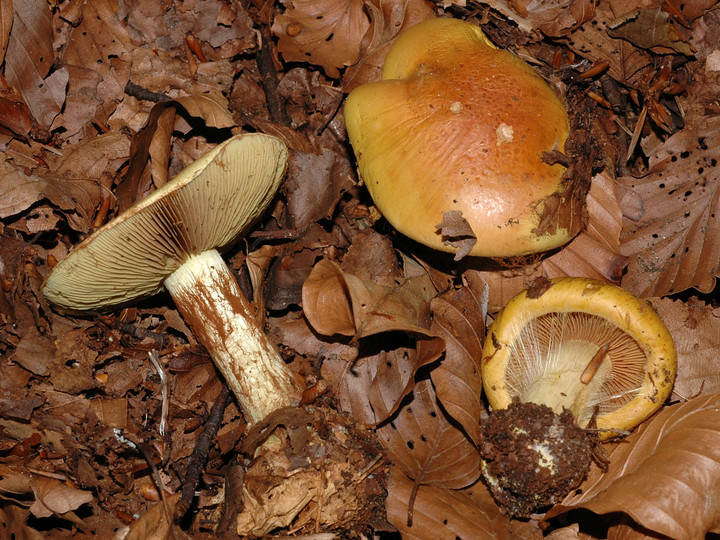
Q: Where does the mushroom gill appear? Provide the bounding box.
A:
[503,311,647,427]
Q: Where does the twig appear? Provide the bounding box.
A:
[215,459,246,536]
[256,27,291,125]
[124,80,170,103]
[175,384,232,520]
[148,350,169,436]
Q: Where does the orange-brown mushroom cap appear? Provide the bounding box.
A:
[345,18,577,258]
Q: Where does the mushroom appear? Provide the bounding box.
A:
[42,133,302,424]
[344,17,583,258]
[479,277,677,515]
[482,277,677,435]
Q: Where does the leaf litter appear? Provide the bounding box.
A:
[1,0,720,538]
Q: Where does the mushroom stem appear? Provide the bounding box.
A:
[580,343,610,385]
[164,249,302,424]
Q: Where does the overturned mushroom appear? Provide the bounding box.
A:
[42,133,302,424]
[480,277,677,515]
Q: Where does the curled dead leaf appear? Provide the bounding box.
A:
[302,258,436,340]
[550,394,720,540]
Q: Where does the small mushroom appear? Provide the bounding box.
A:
[480,277,677,515]
[42,133,302,424]
[344,18,582,258]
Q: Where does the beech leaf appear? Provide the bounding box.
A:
[116,94,236,211]
[342,0,435,90]
[386,468,520,539]
[428,274,487,445]
[375,379,481,489]
[302,258,436,340]
[4,0,60,129]
[551,394,720,540]
[272,0,370,79]
[620,78,720,297]
[651,297,720,400]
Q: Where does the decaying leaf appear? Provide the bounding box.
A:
[435,210,477,262]
[620,96,720,297]
[386,468,523,539]
[272,0,371,79]
[651,297,720,400]
[607,8,695,56]
[551,394,720,540]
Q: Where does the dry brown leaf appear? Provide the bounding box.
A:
[0,89,35,140]
[302,258,436,339]
[607,8,694,55]
[272,0,371,79]
[435,210,477,261]
[620,108,720,297]
[552,393,720,540]
[542,171,627,283]
[0,132,126,234]
[60,0,132,127]
[386,468,521,539]
[4,0,63,130]
[28,475,93,522]
[427,275,487,445]
[651,297,720,400]
[563,1,655,87]
[119,493,192,540]
[116,94,236,211]
[0,504,44,540]
[0,0,12,65]
[283,148,355,233]
[375,378,481,489]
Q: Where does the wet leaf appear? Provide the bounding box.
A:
[551,394,720,540]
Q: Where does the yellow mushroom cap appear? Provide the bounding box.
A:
[345,18,577,258]
[482,277,677,439]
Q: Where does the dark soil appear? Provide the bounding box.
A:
[480,400,593,518]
